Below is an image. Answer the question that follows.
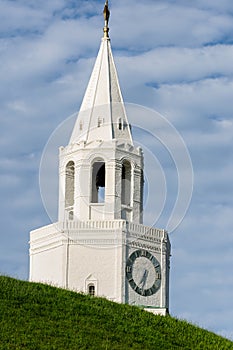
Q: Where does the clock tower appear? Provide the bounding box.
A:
[29,1,171,315]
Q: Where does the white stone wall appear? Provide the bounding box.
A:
[29,223,66,287]
[30,220,127,302]
[30,220,170,313]
[67,244,123,302]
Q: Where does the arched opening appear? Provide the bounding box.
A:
[69,211,74,220]
[65,161,75,209]
[88,284,95,296]
[91,161,105,203]
[121,160,131,206]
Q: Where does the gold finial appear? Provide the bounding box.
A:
[103,0,110,38]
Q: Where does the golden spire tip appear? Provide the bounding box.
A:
[103,0,110,38]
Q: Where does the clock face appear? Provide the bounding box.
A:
[126,249,161,296]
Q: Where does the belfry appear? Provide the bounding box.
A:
[29,1,171,315]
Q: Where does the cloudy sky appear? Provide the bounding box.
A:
[1,0,233,340]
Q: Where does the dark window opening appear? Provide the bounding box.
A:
[118,118,123,130]
[121,161,131,207]
[91,162,105,203]
[88,284,95,296]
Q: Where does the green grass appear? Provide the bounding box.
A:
[0,276,232,349]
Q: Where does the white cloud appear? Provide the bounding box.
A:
[117,45,233,90]
[111,1,233,48]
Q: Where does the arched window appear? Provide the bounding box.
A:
[65,161,75,208]
[88,284,95,296]
[121,160,131,206]
[91,161,105,203]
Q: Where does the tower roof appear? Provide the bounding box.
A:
[69,1,133,145]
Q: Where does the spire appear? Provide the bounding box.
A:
[103,0,110,38]
[69,1,133,145]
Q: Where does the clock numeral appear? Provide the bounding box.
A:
[140,250,147,257]
[147,289,153,296]
[126,265,132,273]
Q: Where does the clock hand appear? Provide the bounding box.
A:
[139,269,149,289]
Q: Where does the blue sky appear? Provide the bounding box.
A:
[1,0,233,340]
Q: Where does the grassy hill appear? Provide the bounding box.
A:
[0,276,232,349]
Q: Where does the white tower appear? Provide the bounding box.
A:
[29,1,171,315]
